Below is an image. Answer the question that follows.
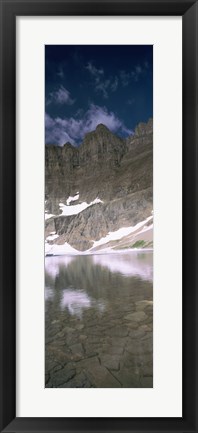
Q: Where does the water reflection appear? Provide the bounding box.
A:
[92,252,153,281]
[60,289,91,316]
[60,288,106,318]
[45,256,75,279]
[45,286,54,301]
[45,252,153,388]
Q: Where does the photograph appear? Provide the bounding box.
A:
[1,0,198,429]
[45,45,153,388]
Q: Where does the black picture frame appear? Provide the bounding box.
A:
[0,0,197,432]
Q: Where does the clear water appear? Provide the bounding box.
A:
[45,251,153,388]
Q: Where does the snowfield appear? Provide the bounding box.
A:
[89,216,153,250]
[59,197,103,216]
[45,213,54,220]
[46,234,59,241]
[45,241,79,256]
[66,193,79,205]
[45,215,153,256]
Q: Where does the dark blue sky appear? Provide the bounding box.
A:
[45,45,153,146]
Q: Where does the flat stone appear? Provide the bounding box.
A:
[108,336,128,347]
[79,334,87,341]
[119,305,136,313]
[126,339,152,355]
[45,357,62,373]
[62,326,76,334]
[51,366,76,387]
[100,354,120,371]
[142,365,153,377]
[140,376,153,388]
[105,326,129,337]
[47,346,73,363]
[129,329,145,339]
[135,300,153,311]
[70,343,84,355]
[142,332,152,341]
[121,354,140,369]
[86,364,121,388]
[84,351,99,359]
[60,371,92,388]
[114,368,141,388]
[139,324,152,332]
[85,335,102,344]
[47,327,61,338]
[47,346,83,365]
[76,356,100,371]
[105,346,124,355]
[125,311,147,322]
[55,331,65,338]
[126,322,139,330]
[45,373,50,385]
[54,340,67,347]
[45,381,53,388]
[76,324,84,331]
[85,344,100,353]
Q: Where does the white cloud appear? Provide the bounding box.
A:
[95,79,110,98]
[127,98,135,105]
[131,65,143,82]
[46,85,75,105]
[83,104,122,132]
[120,63,148,86]
[57,67,64,78]
[136,65,142,74]
[86,62,104,81]
[120,70,130,87]
[45,104,131,145]
[45,113,55,128]
[111,76,118,92]
[86,61,119,98]
[45,113,75,145]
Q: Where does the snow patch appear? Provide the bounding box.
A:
[45,215,153,256]
[45,241,79,255]
[66,193,79,205]
[46,234,59,241]
[45,213,54,220]
[137,224,153,236]
[59,197,103,216]
[90,216,153,249]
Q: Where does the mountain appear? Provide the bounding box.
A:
[45,118,153,253]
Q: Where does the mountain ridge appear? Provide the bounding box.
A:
[45,118,153,252]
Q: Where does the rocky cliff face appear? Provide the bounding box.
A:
[45,118,153,252]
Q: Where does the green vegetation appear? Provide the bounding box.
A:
[131,240,146,248]
[113,239,153,250]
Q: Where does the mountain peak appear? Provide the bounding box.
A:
[83,123,113,144]
[134,118,153,137]
[95,123,110,133]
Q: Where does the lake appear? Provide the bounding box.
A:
[45,251,153,388]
